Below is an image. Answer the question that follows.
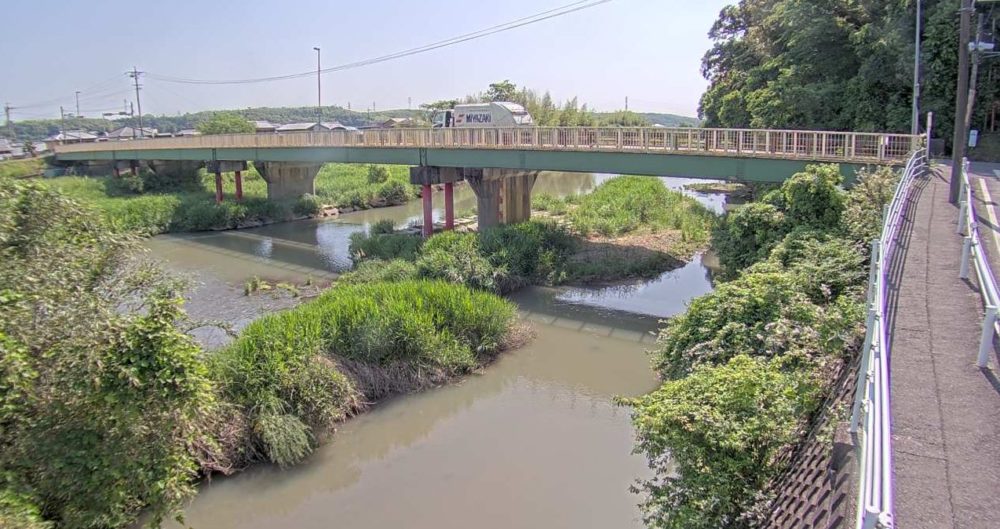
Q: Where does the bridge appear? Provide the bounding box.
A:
[54,126,919,235]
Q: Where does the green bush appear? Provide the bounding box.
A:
[654,270,820,379]
[624,355,821,529]
[781,164,845,229]
[478,221,576,281]
[293,193,322,216]
[104,173,146,195]
[0,489,52,529]
[349,232,423,261]
[712,202,788,275]
[370,219,395,235]
[769,229,866,303]
[569,176,715,240]
[367,164,390,184]
[339,259,419,284]
[0,179,213,528]
[377,180,410,203]
[843,165,899,245]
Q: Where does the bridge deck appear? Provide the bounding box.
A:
[890,163,1000,528]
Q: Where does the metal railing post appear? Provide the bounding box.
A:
[979,305,997,368]
[851,240,881,434]
[960,237,973,279]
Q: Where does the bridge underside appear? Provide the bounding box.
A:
[55,146,878,183]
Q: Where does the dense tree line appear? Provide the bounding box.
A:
[699,0,999,145]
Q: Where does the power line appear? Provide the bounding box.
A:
[147,0,613,85]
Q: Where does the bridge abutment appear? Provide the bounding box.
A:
[255,162,321,201]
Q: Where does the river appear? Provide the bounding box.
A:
[151,171,727,529]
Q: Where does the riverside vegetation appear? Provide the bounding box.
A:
[0,176,521,528]
[622,164,899,529]
[45,163,416,234]
[346,175,717,291]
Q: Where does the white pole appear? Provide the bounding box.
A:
[978,305,997,367]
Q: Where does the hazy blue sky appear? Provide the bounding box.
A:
[3,0,731,121]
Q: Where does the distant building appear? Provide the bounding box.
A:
[0,139,15,160]
[253,120,277,133]
[276,122,358,133]
[379,117,418,128]
[105,126,158,140]
[44,130,98,148]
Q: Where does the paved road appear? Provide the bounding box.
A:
[890,162,1000,528]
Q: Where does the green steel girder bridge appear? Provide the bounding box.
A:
[53,126,921,235]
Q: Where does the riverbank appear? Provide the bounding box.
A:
[44,163,419,234]
[622,164,898,528]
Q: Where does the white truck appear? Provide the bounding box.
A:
[433,102,534,128]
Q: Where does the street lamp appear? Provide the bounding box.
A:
[313,47,321,125]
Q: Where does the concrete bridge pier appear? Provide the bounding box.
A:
[465,168,538,229]
[255,162,321,201]
[410,166,465,237]
[207,161,249,203]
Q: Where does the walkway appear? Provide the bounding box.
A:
[890,162,1000,528]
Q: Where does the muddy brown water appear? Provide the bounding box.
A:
[150,171,726,529]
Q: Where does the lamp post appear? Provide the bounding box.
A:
[313,47,322,125]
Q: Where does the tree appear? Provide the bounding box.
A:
[419,100,458,111]
[196,112,255,135]
[486,80,518,102]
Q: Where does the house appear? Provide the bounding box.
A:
[275,121,359,133]
[105,126,158,140]
[379,117,418,128]
[43,130,98,148]
[253,120,277,133]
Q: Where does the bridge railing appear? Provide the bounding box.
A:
[53,127,921,163]
[849,148,927,529]
[957,158,1000,368]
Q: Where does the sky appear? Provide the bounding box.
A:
[2,0,731,122]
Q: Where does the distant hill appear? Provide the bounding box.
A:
[5,106,700,142]
[635,113,701,128]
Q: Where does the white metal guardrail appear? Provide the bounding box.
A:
[849,148,928,529]
[957,158,1000,368]
[52,127,921,164]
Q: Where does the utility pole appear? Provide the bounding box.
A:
[313,47,322,124]
[625,96,629,111]
[59,106,66,143]
[75,90,81,118]
[128,67,144,138]
[130,102,136,139]
[408,96,412,110]
[4,103,13,139]
[911,0,922,135]
[965,13,985,128]
[949,0,974,204]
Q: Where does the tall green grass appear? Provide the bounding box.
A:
[0,158,45,179]
[44,163,418,235]
[570,175,716,241]
[208,280,516,467]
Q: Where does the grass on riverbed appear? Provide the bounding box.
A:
[204,280,518,469]
[44,163,417,234]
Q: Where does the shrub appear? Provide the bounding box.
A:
[712,202,787,275]
[0,178,213,528]
[349,232,423,261]
[654,270,820,379]
[0,489,52,529]
[377,180,410,203]
[293,193,322,216]
[781,164,845,229]
[769,228,866,303]
[843,165,899,245]
[570,176,715,240]
[339,259,419,284]
[370,219,395,235]
[367,164,390,184]
[478,221,576,281]
[623,355,821,529]
[104,173,145,195]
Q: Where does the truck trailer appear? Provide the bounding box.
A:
[433,102,534,128]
